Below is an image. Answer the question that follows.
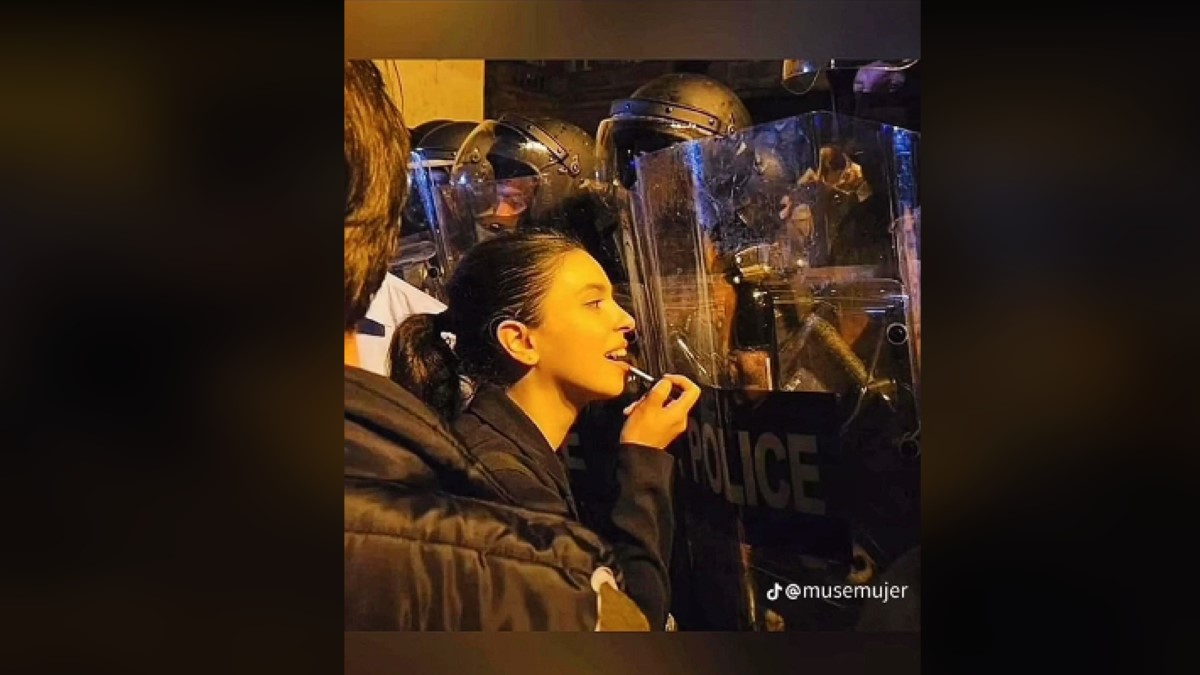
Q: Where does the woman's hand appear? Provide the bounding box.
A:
[619,374,701,450]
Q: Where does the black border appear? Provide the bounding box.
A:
[8,1,1183,672]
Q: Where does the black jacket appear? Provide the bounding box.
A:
[454,385,676,629]
[344,366,621,630]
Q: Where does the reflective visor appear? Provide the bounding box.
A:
[596,115,713,189]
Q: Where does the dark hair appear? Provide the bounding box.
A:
[344,60,409,332]
[389,228,585,420]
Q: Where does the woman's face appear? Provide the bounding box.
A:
[529,249,637,402]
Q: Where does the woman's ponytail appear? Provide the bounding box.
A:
[389,311,462,421]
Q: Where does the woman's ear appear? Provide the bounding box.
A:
[496,319,539,367]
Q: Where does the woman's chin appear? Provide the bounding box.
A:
[576,379,627,402]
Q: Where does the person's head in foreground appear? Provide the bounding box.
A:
[344,59,409,364]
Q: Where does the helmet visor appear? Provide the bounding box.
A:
[597,115,713,190]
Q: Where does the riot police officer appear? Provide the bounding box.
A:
[596,72,753,191]
[394,120,479,301]
[437,114,612,279]
[596,73,754,385]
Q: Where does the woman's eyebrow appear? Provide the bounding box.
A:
[576,282,610,296]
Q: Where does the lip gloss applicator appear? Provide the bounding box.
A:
[626,365,685,402]
[627,365,657,386]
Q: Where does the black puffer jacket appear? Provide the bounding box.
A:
[454,385,676,629]
[344,366,620,630]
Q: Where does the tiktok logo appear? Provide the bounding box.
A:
[767,582,782,601]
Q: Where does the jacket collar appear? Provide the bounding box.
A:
[465,384,577,514]
[467,385,559,457]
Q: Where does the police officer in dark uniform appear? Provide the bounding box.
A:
[445,114,601,252]
[394,120,478,301]
[596,73,755,386]
[597,72,754,192]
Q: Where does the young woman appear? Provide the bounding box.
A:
[389,228,700,629]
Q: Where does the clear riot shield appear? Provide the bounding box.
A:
[599,184,665,377]
[630,112,920,630]
[433,172,635,313]
[431,174,545,280]
[391,154,455,302]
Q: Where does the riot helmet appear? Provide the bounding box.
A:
[597,73,752,190]
[416,120,478,162]
[409,118,454,145]
[393,120,478,299]
[400,120,477,238]
[447,114,598,237]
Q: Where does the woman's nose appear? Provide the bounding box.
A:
[616,307,636,333]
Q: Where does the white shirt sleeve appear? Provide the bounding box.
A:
[355,273,448,376]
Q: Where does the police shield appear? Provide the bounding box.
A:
[590,182,665,378]
[432,172,618,280]
[391,152,456,302]
[629,112,921,630]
